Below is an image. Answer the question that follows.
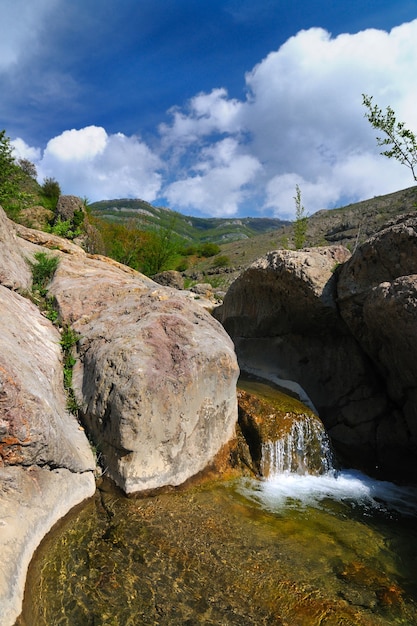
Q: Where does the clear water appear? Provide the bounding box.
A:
[18,472,417,626]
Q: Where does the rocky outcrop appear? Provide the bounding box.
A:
[0,204,239,624]
[152,269,185,289]
[337,217,417,479]
[0,208,96,626]
[214,237,417,483]
[55,194,86,223]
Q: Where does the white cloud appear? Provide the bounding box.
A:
[160,19,417,218]
[9,19,417,217]
[35,127,162,202]
[11,138,41,163]
[164,138,261,216]
[45,126,107,162]
[160,88,243,149]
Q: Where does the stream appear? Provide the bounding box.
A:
[16,381,417,626]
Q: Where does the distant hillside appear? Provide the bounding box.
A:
[89,198,289,244]
[181,185,417,289]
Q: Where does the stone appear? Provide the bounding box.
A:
[152,270,184,289]
[0,206,31,291]
[55,195,86,223]
[17,205,54,230]
[48,253,239,494]
[214,245,390,475]
[338,217,417,480]
[0,286,95,472]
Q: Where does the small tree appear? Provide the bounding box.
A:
[0,130,24,209]
[42,176,61,199]
[140,218,182,276]
[293,184,308,249]
[362,94,417,182]
[18,158,37,179]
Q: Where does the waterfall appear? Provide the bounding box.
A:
[260,415,335,478]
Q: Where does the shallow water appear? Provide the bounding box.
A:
[18,472,417,626]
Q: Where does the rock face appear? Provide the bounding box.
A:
[0,203,239,624]
[0,207,96,626]
[214,237,417,483]
[337,217,417,479]
[55,194,86,223]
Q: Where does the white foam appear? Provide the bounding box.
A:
[239,470,417,518]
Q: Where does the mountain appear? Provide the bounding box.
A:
[89,198,289,244]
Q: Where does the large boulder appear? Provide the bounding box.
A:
[338,216,417,479]
[48,253,239,494]
[214,245,390,475]
[55,194,86,223]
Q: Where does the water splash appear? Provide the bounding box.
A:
[261,415,335,477]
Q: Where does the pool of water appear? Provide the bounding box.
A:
[17,471,417,625]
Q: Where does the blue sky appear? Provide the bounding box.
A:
[3,0,417,218]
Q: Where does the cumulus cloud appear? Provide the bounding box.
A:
[11,138,41,163]
[160,19,417,218]
[9,19,417,218]
[29,127,162,202]
[164,138,261,216]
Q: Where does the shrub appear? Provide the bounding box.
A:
[212,255,230,268]
[199,242,220,257]
[30,251,60,294]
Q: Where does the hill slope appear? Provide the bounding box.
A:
[182,185,417,288]
[89,198,289,244]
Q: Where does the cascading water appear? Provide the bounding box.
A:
[260,413,335,478]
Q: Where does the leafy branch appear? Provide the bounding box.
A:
[362,94,417,182]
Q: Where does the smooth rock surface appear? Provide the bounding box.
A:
[49,254,239,493]
[0,466,95,626]
[0,286,95,472]
[214,245,390,475]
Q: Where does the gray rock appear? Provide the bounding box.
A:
[55,195,86,223]
[338,217,417,479]
[214,245,390,474]
[152,270,184,289]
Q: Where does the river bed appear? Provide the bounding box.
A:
[17,470,417,625]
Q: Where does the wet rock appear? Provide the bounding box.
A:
[0,466,95,626]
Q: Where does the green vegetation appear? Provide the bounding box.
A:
[27,251,81,413]
[363,94,417,182]
[293,184,308,249]
[60,326,81,414]
[41,177,61,209]
[212,254,230,268]
[30,251,60,295]
[0,129,64,219]
[0,130,28,218]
